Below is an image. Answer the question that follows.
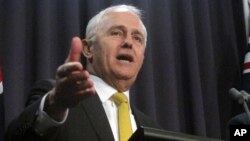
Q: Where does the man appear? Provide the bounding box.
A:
[5,4,160,141]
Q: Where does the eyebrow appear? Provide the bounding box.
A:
[108,25,145,38]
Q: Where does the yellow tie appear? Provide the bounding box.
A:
[112,92,133,141]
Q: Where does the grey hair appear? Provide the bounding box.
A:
[85,4,147,46]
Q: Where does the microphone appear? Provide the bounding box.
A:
[229,88,250,104]
[229,88,250,123]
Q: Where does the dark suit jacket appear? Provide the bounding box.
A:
[228,113,250,125]
[226,113,250,140]
[5,79,160,141]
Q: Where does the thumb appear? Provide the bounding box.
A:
[65,37,83,62]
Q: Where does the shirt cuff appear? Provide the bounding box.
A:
[34,93,69,136]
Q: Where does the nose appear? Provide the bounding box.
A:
[122,36,133,49]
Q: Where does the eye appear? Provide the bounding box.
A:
[110,29,123,37]
[133,35,144,44]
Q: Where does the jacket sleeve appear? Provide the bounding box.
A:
[25,79,55,107]
[5,79,57,141]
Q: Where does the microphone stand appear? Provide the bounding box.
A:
[243,100,250,124]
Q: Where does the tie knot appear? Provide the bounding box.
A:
[112,92,128,105]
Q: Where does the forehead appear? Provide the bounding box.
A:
[99,12,145,34]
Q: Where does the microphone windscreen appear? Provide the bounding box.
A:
[229,88,242,101]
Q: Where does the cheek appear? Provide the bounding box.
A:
[138,56,144,68]
[137,49,145,63]
[95,48,114,67]
[92,47,106,67]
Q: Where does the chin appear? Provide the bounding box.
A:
[117,75,132,80]
[112,67,139,79]
[116,72,137,81]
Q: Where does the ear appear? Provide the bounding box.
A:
[82,39,93,59]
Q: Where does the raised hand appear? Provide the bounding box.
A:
[44,37,95,121]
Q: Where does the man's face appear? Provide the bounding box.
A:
[90,11,146,89]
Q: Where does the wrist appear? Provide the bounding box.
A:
[44,89,68,121]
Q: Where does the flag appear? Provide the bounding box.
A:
[0,65,4,141]
[242,0,250,93]
[243,47,250,93]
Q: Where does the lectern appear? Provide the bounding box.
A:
[129,126,224,141]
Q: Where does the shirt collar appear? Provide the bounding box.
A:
[89,75,130,103]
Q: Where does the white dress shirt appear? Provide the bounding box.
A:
[35,75,137,141]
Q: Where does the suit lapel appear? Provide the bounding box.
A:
[132,105,161,129]
[80,94,115,141]
[131,106,143,127]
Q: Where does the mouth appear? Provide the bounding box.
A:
[116,54,134,62]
